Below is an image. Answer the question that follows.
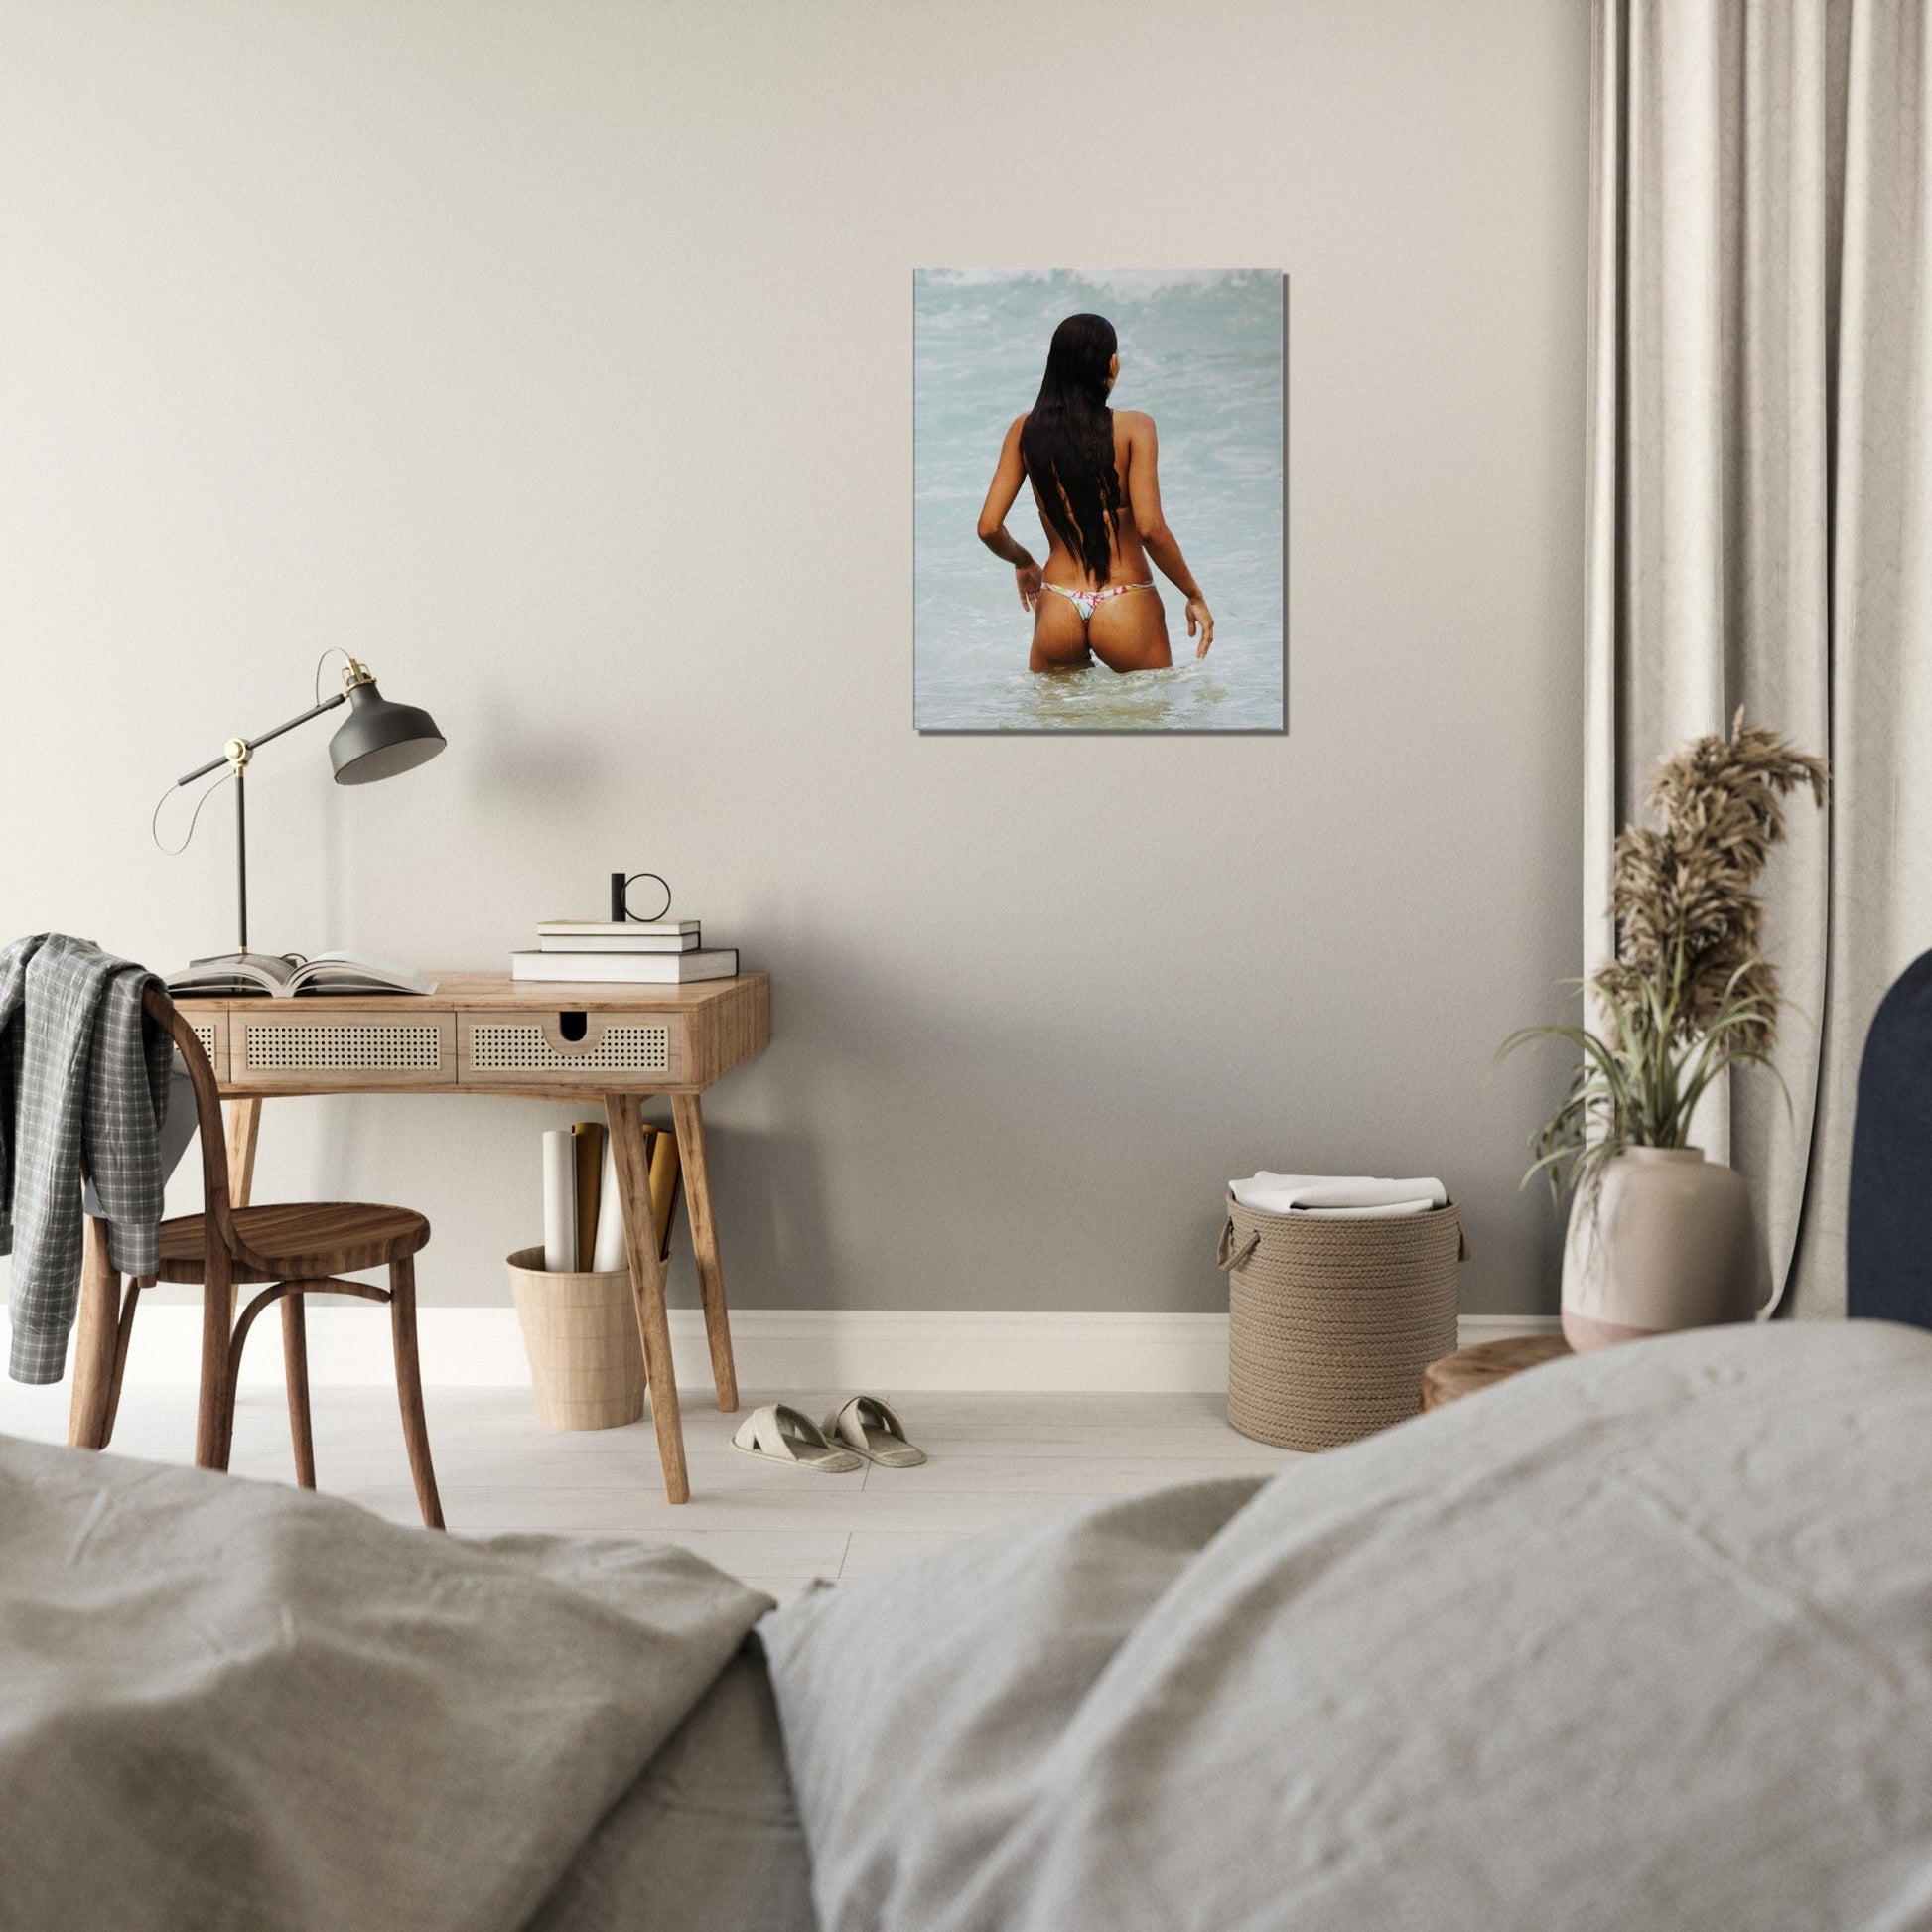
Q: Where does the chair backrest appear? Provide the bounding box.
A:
[141,984,236,1259]
[1847,950,1932,1328]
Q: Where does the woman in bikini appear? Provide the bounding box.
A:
[976,311,1213,674]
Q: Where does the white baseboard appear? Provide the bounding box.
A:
[97,1306,1560,1395]
[1456,1313,1563,1343]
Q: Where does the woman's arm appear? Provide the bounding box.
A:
[977,415,1043,609]
[1123,413,1214,656]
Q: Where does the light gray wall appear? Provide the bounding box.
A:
[0,0,1588,1316]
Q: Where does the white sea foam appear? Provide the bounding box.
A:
[919,266,1269,301]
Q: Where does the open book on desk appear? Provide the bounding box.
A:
[164,951,438,998]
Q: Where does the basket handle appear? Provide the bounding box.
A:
[1217,1221,1260,1273]
[1220,1212,1465,1269]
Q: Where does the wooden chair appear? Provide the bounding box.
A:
[67,985,444,1529]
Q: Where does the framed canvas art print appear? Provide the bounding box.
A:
[914,269,1285,733]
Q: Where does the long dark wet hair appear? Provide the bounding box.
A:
[1020,313,1121,584]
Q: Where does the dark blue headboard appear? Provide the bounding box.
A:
[1849,950,1932,1328]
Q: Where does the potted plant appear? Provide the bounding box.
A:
[1502,715,1828,1349]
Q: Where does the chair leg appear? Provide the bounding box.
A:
[281,1293,317,1489]
[197,1265,236,1471]
[101,1279,146,1448]
[67,1218,120,1449]
[387,1256,444,1530]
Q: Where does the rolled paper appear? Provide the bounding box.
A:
[648,1124,681,1262]
[571,1120,605,1271]
[541,1128,578,1274]
[591,1130,626,1273]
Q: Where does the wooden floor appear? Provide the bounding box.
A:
[0,1379,1303,1601]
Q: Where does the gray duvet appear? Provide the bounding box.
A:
[10,1321,1932,1930]
[0,1434,809,1932]
[761,1321,1932,1931]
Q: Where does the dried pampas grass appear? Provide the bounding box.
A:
[1500,713,1827,1201]
[1595,713,1827,1055]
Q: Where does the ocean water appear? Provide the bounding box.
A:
[914,268,1285,733]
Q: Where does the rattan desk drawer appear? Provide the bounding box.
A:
[227,1010,458,1087]
[184,1012,227,1081]
[458,1011,683,1087]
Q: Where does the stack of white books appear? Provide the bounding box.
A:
[511,919,740,985]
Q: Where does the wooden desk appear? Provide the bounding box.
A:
[170,971,770,1503]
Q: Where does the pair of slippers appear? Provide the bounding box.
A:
[732,1395,925,1474]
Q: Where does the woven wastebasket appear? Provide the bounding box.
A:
[506,1248,645,1431]
[1219,1196,1463,1450]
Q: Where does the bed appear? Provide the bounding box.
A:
[7,1319,1932,1930]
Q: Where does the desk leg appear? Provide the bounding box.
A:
[226,1097,261,1209]
[67,1218,120,1449]
[607,1093,690,1504]
[671,1093,739,1413]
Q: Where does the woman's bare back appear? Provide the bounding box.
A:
[978,391,1212,675]
[1025,411,1171,673]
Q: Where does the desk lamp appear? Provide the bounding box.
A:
[171,657,446,969]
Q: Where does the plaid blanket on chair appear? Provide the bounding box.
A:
[0,935,172,1383]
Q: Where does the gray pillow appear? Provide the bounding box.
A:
[759,1476,1263,1932]
[760,1323,1932,1932]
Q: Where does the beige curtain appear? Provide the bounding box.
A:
[1586,0,1932,1318]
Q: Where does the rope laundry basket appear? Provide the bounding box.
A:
[1218,1195,1463,1450]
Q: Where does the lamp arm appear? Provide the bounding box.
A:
[159,658,394,961]
[174,691,347,787]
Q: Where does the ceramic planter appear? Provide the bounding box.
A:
[1561,1147,1768,1351]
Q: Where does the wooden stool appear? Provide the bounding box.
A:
[1421,1334,1572,1411]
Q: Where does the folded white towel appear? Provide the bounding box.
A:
[1229,1173,1449,1218]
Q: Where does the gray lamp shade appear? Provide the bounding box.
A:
[328,679,447,785]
